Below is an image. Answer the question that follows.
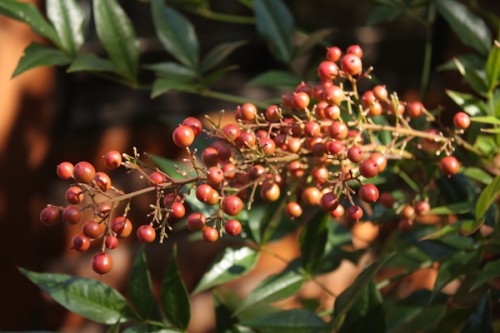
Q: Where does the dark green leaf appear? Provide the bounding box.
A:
[234,260,304,315]
[151,77,196,98]
[240,309,325,333]
[428,202,471,215]
[463,167,494,185]
[67,54,116,73]
[151,0,199,69]
[431,251,478,300]
[161,246,190,330]
[123,324,180,333]
[486,41,500,92]
[335,253,395,316]
[194,247,259,293]
[295,28,333,58]
[129,246,156,320]
[19,268,135,324]
[420,224,461,240]
[300,212,329,272]
[93,0,139,82]
[449,58,488,95]
[476,176,500,219]
[434,0,492,56]
[13,43,71,78]
[260,197,287,244]
[0,0,60,47]
[214,292,238,332]
[366,6,404,26]
[248,70,299,88]
[470,259,500,291]
[460,292,493,333]
[46,0,84,56]
[253,0,294,63]
[445,90,488,116]
[143,62,197,80]
[438,54,485,72]
[200,65,239,87]
[201,41,246,73]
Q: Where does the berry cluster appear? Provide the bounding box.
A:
[40,45,471,274]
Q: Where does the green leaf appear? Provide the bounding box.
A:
[471,116,500,125]
[194,247,259,293]
[67,54,117,73]
[470,259,500,291]
[295,28,333,58]
[486,42,500,92]
[253,0,294,63]
[214,292,238,332]
[449,58,488,95]
[300,212,329,272]
[240,309,325,333]
[0,0,60,47]
[260,197,288,244]
[143,62,197,80]
[445,90,488,116]
[234,260,304,315]
[463,167,494,185]
[19,268,136,324]
[161,246,190,331]
[149,155,190,180]
[431,251,478,300]
[248,70,299,88]
[93,0,139,82]
[13,42,71,78]
[438,54,485,72]
[476,176,500,219]
[428,202,471,215]
[461,292,493,333]
[151,0,199,69]
[151,77,196,98]
[201,41,246,73]
[46,0,85,56]
[123,324,180,333]
[434,0,492,56]
[335,253,395,316]
[366,6,404,26]
[420,224,461,240]
[128,246,156,320]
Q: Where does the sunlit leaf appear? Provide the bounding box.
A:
[46,0,85,56]
[13,42,71,77]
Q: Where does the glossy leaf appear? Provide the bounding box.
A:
[19,268,135,324]
[201,41,246,73]
[151,0,199,69]
[0,0,60,47]
[128,246,156,320]
[475,176,500,219]
[434,0,492,56]
[431,251,478,300]
[461,292,493,333]
[151,77,196,98]
[248,70,299,88]
[335,253,395,316]
[470,259,500,291]
[300,212,329,272]
[161,246,190,331]
[260,197,288,244]
[486,41,500,92]
[240,309,325,333]
[253,0,294,63]
[93,0,139,81]
[428,202,471,215]
[471,116,500,125]
[463,167,494,185]
[46,0,85,56]
[420,224,461,241]
[143,62,197,80]
[448,57,488,95]
[445,90,488,116]
[234,260,304,315]
[13,43,71,78]
[438,54,485,72]
[194,247,259,293]
[67,54,117,73]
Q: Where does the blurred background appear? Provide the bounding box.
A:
[0,0,498,332]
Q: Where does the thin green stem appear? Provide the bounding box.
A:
[420,4,436,99]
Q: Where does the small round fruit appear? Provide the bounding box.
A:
[401,205,415,219]
[170,201,186,219]
[453,112,470,129]
[105,235,119,249]
[148,171,166,185]
[372,85,388,101]
[265,105,281,122]
[440,156,460,176]
[415,201,431,215]
[259,137,276,155]
[163,193,181,206]
[326,46,342,62]
[56,162,74,180]
[399,218,414,232]
[221,195,244,216]
[240,103,258,122]
[330,203,345,219]
[317,61,339,80]
[379,192,395,208]
[359,159,379,178]
[346,44,363,58]
[293,92,310,109]
[202,227,219,242]
[225,219,242,236]
[71,234,90,252]
[369,152,387,173]
[40,206,60,226]
[62,206,81,225]
[285,202,303,218]
[330,122,348,139]
[407,101,424,118]
[320,192,339,211]
[187,212,206,231]
[301,187,322,206]
[207,166,224,184]
[111,216,133,238]
[182,117,203,136]
[94,172,112,192]
[221,124,241,141]
[201,147,219,166]
[347,146,363,163]
[172,125,195,148]
[92,252,113,275]
[65,186,84,204]
[260,182,281,202]
[83,220,104,239]
[341,54,362,76]
[196,184,216,203]
[103,150,122,169]
[359,184,379,203]
[73,161,96,183]
[136,225,156,243]
[347,205,363,221]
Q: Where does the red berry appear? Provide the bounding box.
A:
[207,166,224,184]
[415,201,431,215]
[304,121,321,137]
[294,81,313,96]
[56,162,74,180]
[369,152,387,172]
[320,192,339,211]
[170,201,186,219]
[136,225,156,243]
[92,252,113,275]
[402,205,415,219]
[163,193,181,206]
[312,166,329,184]
[324,140,345,155]
[301,187,322,206]
[293,92,310,109]
[368,101,383,116]
[285,202,303,218]
[111,216,133,238]
[40,206,60,226]
[225,219,242,236]
[105,235,119,249]
[359,184,379,203]
[440,156,460,176]
[221,195,244,216]
[317,61,339,80]
[407,101,424,118]
[182,117,203,136]
[323,85,344,105]
[71,234,90,252]
[259,137,276,155]
[196,184,215,203]
[260,182,281,202]
[240,103,258,122]
[236,131,257,148]
[62,206,81,225]
[83,220,104,239]
[359,159,379,178]
[265,105,281,122]
[65,186,84,204]
[347,205,363,221]
[172,125,195,148]
[330,122,348,139]
[73,161,96,183]
[103,150,122,169]
[201,147,219,166]
[399,218,414,232]
[347,146,363,163]
[325,105,341,120]
[453,112,470,129]
[379,192,395,208]
[330,204,345,219]
[372,85,388,101]
[94,172,112,192]
[346,44,363,58]
[202,226,219,242]
[341,54,362,76]
[362,90,376,108]
[187,212,206,231]
[326,46,342,62]
[221,124,241,141]
[149,171,166,185]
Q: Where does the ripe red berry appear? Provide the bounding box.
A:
[407,101,424,118]
[317,61,339,81]
[225,219,242,236]
[402,205,415,219]
[330,203,345,219]
[92,252,113,275]
[415,201,431,215]
[71,234,90,252]
[359,159,379,178]
[285,202,303,218]
[265,105,281,122]
[207,166,224,185]
[149,171,166,185]
[62,206,81,225]
[301,187,322,206]
[136,225,156,243]
[368,101,383,116]
[326,46,342,62]
[372,85,388,101]
[236,131,257,149]
[453,112,470,129]
[172,125,195,148]
[323,85,344,105]
[103,150,122,169]
[111,216,133,238]
[73,161,96,183]
[362,90,376,108]
[312,166,329,184]
[320,192,339,211]
[324,140,345,155]
[347,205,363,221]
[201,147,219,166]
[260,182,281,202]
[304,121,321,137]
[259,137,276,155]
[346,44,363,58]
[40,206,60,226]
[182,117,203,137]
[170,201,186,219]
[359,184,379,203]
[163,193,181,207]
[341,54,362,76]
[347,146,364,163]
[379,192,395,208]
[203,226,219,242]
[440,156,460,176]
[94,172,112,192]
[187,212,206,231]
[56,162,74,180]
[221,124,241,141]
[105,235,119,249]
[293,92,310,109]
[83,220,104,239]
[65,186,84,204]
[221,195,244,216]
[330,122,348,139]
[196,184,216,203]
[369,152,387,173]
[399,218,414,232]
